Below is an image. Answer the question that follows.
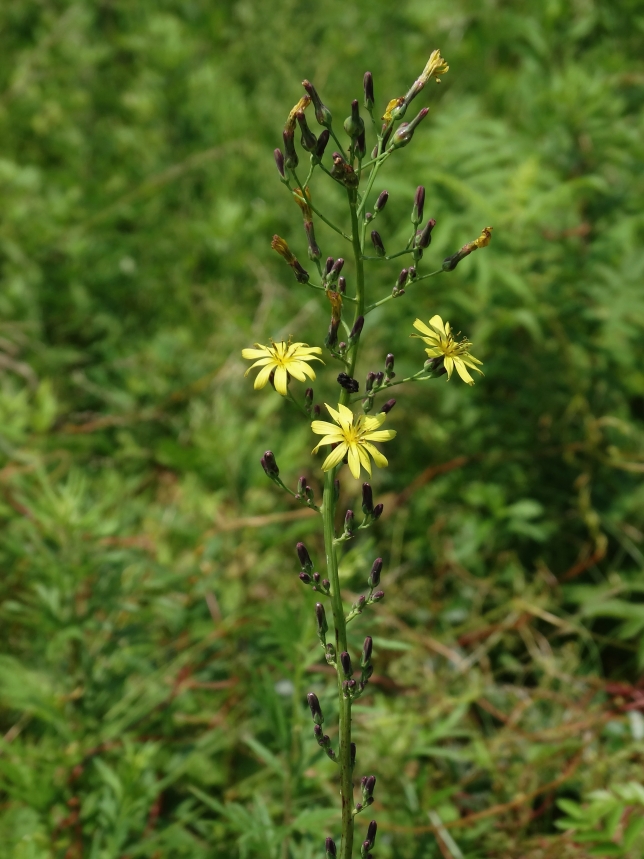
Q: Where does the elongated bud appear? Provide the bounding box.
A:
[299,571,312,584]
[325,257,335,275]
[374,190,389,212]
[327,257,344,285]
[344,99,364,140]
[338,276,346,294]
[417,218,436,249]
[408,265,417,279]
[361,842,371,858]
[371,230,386,257]
[326,318,340,347]
[412,186,425,225]
[363,72,374,111]
[373,503,383,520]
[307,692,324,725]
[356,129,366,160]
[261,450,279,479]
[371,590,385,602]
[363,775,376,800]
[271,235,309,283]
[296,110,317,152]
[361,636,373,667]
[366,820,377,848]
[313,404,321,417]
[350,315,365,341]
[302,80,332,127]
[380,398,396,414]
[337,372,359,393]
[315,128,330,159]
[362,483,374,515]
[305,485,314,502]
[365,372,376,393]
[315,602,328,636]
[368,558,382,588]
[282,128,299,168]
[325,837,337,859]
[274,148,286,179]
[297,542,313,573]
[304,221,321,261]
[344,509,355,535]
[297,476,307,497]
[374,371,384,387]
[396,268,408,289]
[391,107,429,149]
[340,651,353,677]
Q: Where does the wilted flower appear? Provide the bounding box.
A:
[412,316,483,386]
[311,403,396,479]
[243,340,323,396]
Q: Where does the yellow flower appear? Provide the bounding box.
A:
[242,340,323,396]
[382,96,405,122]
[412,315,483,386]
[311,403,397,479]
[419,49,449,84]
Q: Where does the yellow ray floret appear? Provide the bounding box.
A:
[242,340,323,396]
[311,402,397,480]
[411,315,483,386]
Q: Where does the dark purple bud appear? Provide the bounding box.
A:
[304,220,321,261]
[315,128,330,159]
[327,258,344,285]
[338,276,346,294]
[313,572,321,584]
[305,485,314,502]
[365,212,373,221]
[408,265,417,279]
[274,148,285,179]
[363,72,374,111]
[373,503,383,520]
[313,404,321,417]
[325,257,335,275]
[347,679,357,690]
[365,372,376,393]
[307,692,324,725]
[350,742,357,767]
[282,128,298,168]
[374,190,389,212]
[361,636,373,667]
[302,80,333,127]
[362,841,371,857]
[322,578,330,591]
[297,476,307,497]
[364,775,376,797]
[261,450,279,479]
[355,802,364,813]
[396,268,408,289]
[338,341,347,354]
[368,558,382,588]
[356,129,366,159]
[296,110,317,152]
[340,651,353,677]
[299,572,312,585]
[350,315,365,341]
[315,602,328,636]
[371,230,386,257]
[366,820,377,848]
[372,590,385,602]
[374,371,384,387]
[385,353,394,372]
[418,218,436,249]
[412,185,425,225]
[344,509,355,535]
[326,318,340,348]
[354,595,366,612]
[344,99,364,140]
[313,723,323,740]
[362,482,374,515]
[325,837,337,859]
[297,542,313,573]
[380,398,396,414]
[337,372,359,394]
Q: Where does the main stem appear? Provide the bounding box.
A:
[321,188,365,859]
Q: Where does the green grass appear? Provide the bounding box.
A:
[0,1,643,857]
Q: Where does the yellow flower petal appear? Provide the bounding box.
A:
[347,444,361,479]
[311,420,342,436]
[363,429,397,443]
[454,358,475,386]
[321,443,348,471]
[241,347,270,359]
[429,314,446,335]
[357,445,372,476]
[254,363,274,390]
[362,413,386,432]
[312,434,345,450]
[361,441,389,469]
[412,318,436,338]
[274,365,288,395]
[444,355,454,379]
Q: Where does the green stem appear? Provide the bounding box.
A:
[365,268,444,313]
[288,173,352,241]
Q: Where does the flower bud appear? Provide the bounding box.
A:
[391,107,429,149]
[325,257,335,276]
[282,128,299,168]
[322,578,330,591]
[330,151,358,188]
[368,558,382,588]
[344,509,355,535]
[313,572,320,584]
[412,186,425,226]
[338,342,347,354]
[361,636,373,667]
[315,602,328,636]
[380,398,396,414]
[261,450,279,479]
[327,258,344,286]
[313,404,321,417]
[362,482,374,515]
[363,72,375,111]
[325,837,337,859]
[305,485,314,503]
[299,572,312,585]
[385,353,395,381]
[337,372,359,393]
[373,503,383,520]
[297,476,307,497]
[297,542,313,573]
[363,775,376,800]
[372,194,388,217]
[338,276,346,294]
[340,651,353,677]
[356,129,366,160]
[366,820,377,848]
[344,99,364,140]
[370,231,386,257]
[315,128,330,159]
[349,315,364,341]
[354,595,366,613]
[396,268,408,289]
[326,318,340,348]
[304,221,321,261]
[296,110,317,152]
[307,691,324,725]
[365,372,376,393]
[371,590,385,602]
[374,371,384,387]
[361,841,371,858]
[302,80,333,127]
[274,148,286,179]
[417,218,436,249]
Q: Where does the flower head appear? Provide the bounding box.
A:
[242,340,323,396]
[419,49,449,85]
[412,315,483,386]
[311,403,396,479]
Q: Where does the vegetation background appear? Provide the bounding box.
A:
[0,0,643,857]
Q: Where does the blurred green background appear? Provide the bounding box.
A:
[1,1,644,857]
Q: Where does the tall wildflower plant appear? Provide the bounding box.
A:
[242,52,492,859]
